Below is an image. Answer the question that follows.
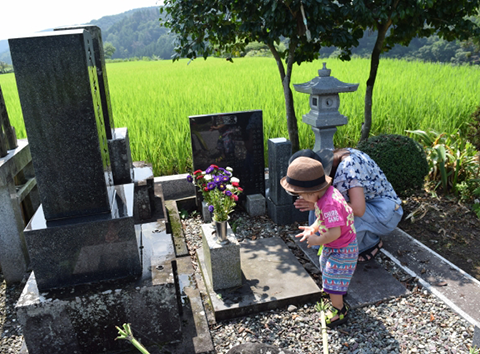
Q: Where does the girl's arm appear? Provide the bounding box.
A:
[296,226,341,247]
[347,187,366,217]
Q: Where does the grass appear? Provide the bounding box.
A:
[1,57,478,176]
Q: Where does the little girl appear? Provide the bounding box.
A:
[280,156,358,327]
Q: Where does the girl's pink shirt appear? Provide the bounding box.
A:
[314,186,357,248]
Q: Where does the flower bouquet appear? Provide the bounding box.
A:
[187,164,243,222]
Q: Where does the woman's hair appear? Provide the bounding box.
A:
[330,148,350,178]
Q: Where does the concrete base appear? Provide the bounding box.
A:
[197,237,322,322]
[155,174,196,201]
[24,184,141,292]
[266,197,308,225]
[17,220,182,354]
[245,193,266,217]
[201,223,242,291]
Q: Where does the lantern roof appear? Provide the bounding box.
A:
[293,62,359,95]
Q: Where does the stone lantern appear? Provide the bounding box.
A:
[293,62,358,151]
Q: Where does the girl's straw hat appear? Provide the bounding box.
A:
[280,156,332,195]
[288,149,333,177]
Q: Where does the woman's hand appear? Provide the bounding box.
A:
[293,198,315,212]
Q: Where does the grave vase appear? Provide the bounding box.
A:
[214,219,229,244]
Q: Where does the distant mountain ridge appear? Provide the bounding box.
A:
[0,6,173,65]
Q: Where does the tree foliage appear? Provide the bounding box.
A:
[340,0,480,142]
[160,0,363,152]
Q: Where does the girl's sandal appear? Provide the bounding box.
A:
[326,303,349,328]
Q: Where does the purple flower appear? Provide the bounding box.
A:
[207,182,216,190]
[208,205,214,213]
[214,175,222,184]
[186,175,193,183]
[224,170,232,176]
[224,190,232,197]
[217,183,226,191]
[205,166,214,174]
[222,175,230,182]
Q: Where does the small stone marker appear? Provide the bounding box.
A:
[266,138,307,224]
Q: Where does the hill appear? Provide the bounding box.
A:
[0,6,173,65]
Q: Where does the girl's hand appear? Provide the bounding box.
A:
[295,226,319,248]
[294,198,315,212]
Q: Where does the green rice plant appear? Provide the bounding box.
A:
[1,58,479,176]
[115,323,150,354]
[314,300,330,354]
[407,129,480,196]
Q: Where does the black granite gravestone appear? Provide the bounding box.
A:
[9,29,141,291]
[189,110,265,196]
[9,30,114,221]
[54,25,115,140]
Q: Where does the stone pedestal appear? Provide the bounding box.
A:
[133,161,155,222]
[201,201,212,223]
[108,127,134,185]
[245,194,266,217]
[200,223,241,291]
[17,221,181,354]
[0,139,39,283]
[24,184,141,291]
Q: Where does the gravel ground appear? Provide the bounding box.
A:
[184,211,478,354]
[0,210,477,354]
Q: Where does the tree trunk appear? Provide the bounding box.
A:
[360,0,399,144]
[360,22,391,143]
[269,42,299,152]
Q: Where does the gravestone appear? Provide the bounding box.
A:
[189,110,266,216]
[54,25,115,139]
[10,29,140,289]
[266,138,307,225]
[10,29,181,353]
[190,110,265,195]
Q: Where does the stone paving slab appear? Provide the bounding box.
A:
[383,228,480,328]
[291,234,410,308]
[197,237,322,322]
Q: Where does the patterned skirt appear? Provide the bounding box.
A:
[320,239,358,295]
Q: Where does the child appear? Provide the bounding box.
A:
[280,156,358,327]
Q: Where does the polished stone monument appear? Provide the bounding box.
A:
[10,29,180,353]
[189,110,266,217]
[10,30,142,290]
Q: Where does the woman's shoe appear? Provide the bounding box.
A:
[358,239,383,263]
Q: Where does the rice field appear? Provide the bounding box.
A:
[1,57,478,176]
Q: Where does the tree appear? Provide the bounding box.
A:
[160,0,363,152]
[340,0,480,142]
[103,42,116,59]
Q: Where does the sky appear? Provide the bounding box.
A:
[0,0,162,41]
